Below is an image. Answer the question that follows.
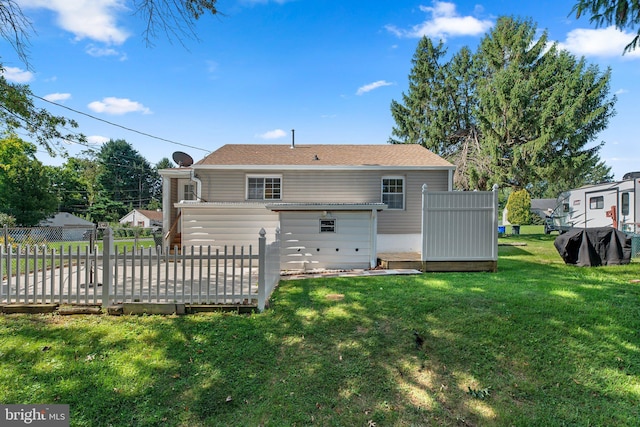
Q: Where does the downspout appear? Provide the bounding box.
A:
[190,169,202,201]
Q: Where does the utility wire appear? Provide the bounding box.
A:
[33,94,212,153]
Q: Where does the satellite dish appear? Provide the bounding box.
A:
[172,151,194,167]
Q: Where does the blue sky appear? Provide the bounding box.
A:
[2,0,639,181]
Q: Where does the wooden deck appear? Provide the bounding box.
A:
[377,253,497,273]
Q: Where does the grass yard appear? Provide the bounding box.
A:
[1,227,639,426]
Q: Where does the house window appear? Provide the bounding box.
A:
[183,184,195,201]
[247,176,281,200]
[621,192,630,216]
[589,196,604,210]
[320,219,336,233]
[382,177,404,210]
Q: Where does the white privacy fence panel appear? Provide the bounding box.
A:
[422,184,499,262]
[258,228,281,311]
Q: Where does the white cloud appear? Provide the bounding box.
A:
[558,26,640,59]
[88,97,151,115]
[386,1,493,39]
[2,66,34,83]
[85,44,127,60]
[615,89,628,95]
[87,135,110,145]
[17,0,130,44]
[43,93,71,102]
[240,0,291,5]
[356,80,393,95]
[256,129,287,139]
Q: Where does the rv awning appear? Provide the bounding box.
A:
[265,202,387,212]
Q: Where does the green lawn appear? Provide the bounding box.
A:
[1,227,639,426]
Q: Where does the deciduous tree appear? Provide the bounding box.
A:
[0,133,57,225]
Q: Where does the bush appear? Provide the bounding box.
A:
[506,189,532,225]
[0,213,16,227]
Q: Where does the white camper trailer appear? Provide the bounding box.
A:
[548,173,640,234]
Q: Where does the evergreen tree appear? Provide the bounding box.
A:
[506,189,532,225]
[389,16,616,198]
[389,37,448,150]
[95,139,160,209]
[476,17,615,195]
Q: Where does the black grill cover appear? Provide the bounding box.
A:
[554,227,632,266]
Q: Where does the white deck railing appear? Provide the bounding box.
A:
[1,228,281,312]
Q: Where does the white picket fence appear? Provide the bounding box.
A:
[1,228,281,311]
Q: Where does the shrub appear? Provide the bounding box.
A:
[506,189,532,225]
[0,213,16,227]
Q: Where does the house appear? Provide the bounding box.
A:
[531,198,557,220]
[39,212,95,241]
[159,143,455,270]
[40,212,94,228]
[119,209,163,228]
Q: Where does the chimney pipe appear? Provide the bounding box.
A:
[291,129,295,149]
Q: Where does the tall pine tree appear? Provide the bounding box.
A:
[389,16,615,197]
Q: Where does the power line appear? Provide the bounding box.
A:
[33,94,212,153]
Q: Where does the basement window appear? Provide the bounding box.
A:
[320,219,336,233]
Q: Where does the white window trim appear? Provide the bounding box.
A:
[381,175,405,210]
[246,174,283,201]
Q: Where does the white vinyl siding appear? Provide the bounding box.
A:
[199,168,450,234]
[280,211,372,270]
[180,204,280,249]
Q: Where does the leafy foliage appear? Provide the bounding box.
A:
[0,70,86,155]
[506,189,532,225]
[0,212,16,227]
[0,133,57,225]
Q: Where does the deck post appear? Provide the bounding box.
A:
[421,184,428,262]
[257,228,267,312]
[102,227,113,307]
[492,184,499,261]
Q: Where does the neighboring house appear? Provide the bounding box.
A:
[120,209,163,228]
[40,212,94,228]
[531,198,557,220]
[39,212,95,241]
[159,143,455,270]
